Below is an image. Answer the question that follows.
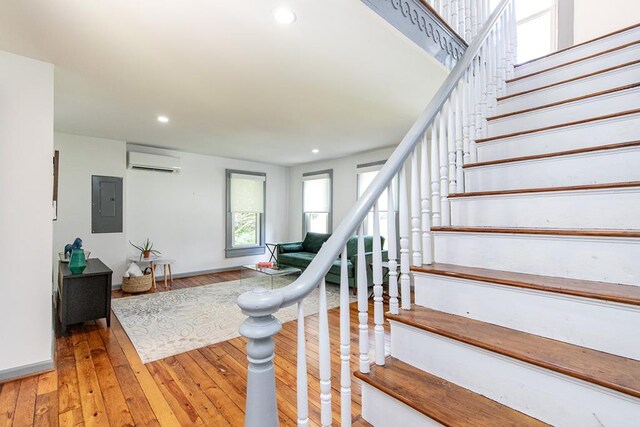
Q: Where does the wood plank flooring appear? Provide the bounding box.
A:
[0,271,378,426]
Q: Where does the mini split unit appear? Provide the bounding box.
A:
[127,151,181,173]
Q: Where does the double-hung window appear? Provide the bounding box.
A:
[356,161,396,248]
[515,0,557,63]
[226,170,266,257]
[302,170,332,235]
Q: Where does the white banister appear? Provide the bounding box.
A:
[447,95,457,195]
[398,164,411,310]
[318,278,332,427]
[430,122,441,227]
[438,105,451,226]
[238,1,515,423]
[421,132,433,265]
[357,225,369,374]
[455,81,464,193]
[372,202,385,366]
[411,147,422,267]
[297,301,309,427]
[339,247,351,427]
[387,182,399,315]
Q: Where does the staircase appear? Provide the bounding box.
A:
[237,2,640,426]
[358,22,640,427]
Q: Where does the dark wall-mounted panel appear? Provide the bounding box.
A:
[91,175,123,233]
[362,0,467,68]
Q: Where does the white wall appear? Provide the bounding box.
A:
[287,147,395,241]
[0,51,54,377]
[574,0,640,44]
[53,133,128,286]
[126,145,290,276]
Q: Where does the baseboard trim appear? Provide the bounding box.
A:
[0,359,55,383]
[111,265,242,290]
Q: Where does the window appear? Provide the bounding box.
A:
[302,170,332,235]
[515,0,557,63]
[226,170,266,257]
[357,162,396,248]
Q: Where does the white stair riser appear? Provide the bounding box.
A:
[497,62,640,115]
[361,384,442,427]
[413,274,640,360]
[467,147,640,192]
[489,88,640,136]
[390,322,640,427]
[515,26,640,77]
[507,44,640,95]
[432,232,640,285]
[450,188,640,229]
[477,114,640,162]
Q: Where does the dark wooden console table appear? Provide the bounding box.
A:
[57,258,113,335]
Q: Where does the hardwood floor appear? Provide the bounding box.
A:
[0,271,379,426]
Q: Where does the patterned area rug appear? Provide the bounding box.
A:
[111,277,349,363]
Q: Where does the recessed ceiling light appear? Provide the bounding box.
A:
[312,149,319,154]
[157,115,169,123]
[273,7,296,25]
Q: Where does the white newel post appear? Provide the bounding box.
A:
[357,225,370,373]
[387,182,399,315]
[399,164,412,310]
[411,148,422,267]
[372,202,385,366]
[339,247,351,426]
[239,288,282,427]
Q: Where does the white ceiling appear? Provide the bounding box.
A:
[0,0,448,166]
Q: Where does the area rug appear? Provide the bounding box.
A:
[111,277,351,363]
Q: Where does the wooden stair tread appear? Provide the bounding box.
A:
[431,226,640,238]
[507,40,640,83]
[449,181,640,197]
[499,59,640,101]
[386,307,640,398]
[515,22,640,68]
[411,263,640,306]
[355,357,548,427]
[487,83,640,121]
[476,108,640,143]
[351,415,373,427]
[464,141,640,168]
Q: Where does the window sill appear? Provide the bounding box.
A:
[225,246,266,258]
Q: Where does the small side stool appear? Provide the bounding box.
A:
[155,258,175,289]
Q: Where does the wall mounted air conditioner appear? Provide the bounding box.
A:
[128,151,181,173]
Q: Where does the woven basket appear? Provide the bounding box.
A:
[122,273,152,293]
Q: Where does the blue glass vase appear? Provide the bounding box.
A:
[69,249,87,274]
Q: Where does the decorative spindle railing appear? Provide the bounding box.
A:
[237,0,515,425]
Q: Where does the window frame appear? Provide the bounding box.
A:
[356,161,398,243]
[302,169,333,237]
[515,0,558,63]
[225,169,266,258]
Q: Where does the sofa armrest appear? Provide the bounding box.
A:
[277,242,304,255]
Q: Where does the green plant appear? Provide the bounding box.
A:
[129,238,161,260]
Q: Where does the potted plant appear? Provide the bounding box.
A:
[130,238,161,260]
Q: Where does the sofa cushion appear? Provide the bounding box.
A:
[279,252,354,278]
[278,252,316,269]
[302,232,331,253]
[278,242,304,253]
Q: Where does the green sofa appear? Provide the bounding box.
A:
[277,232,387,291]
